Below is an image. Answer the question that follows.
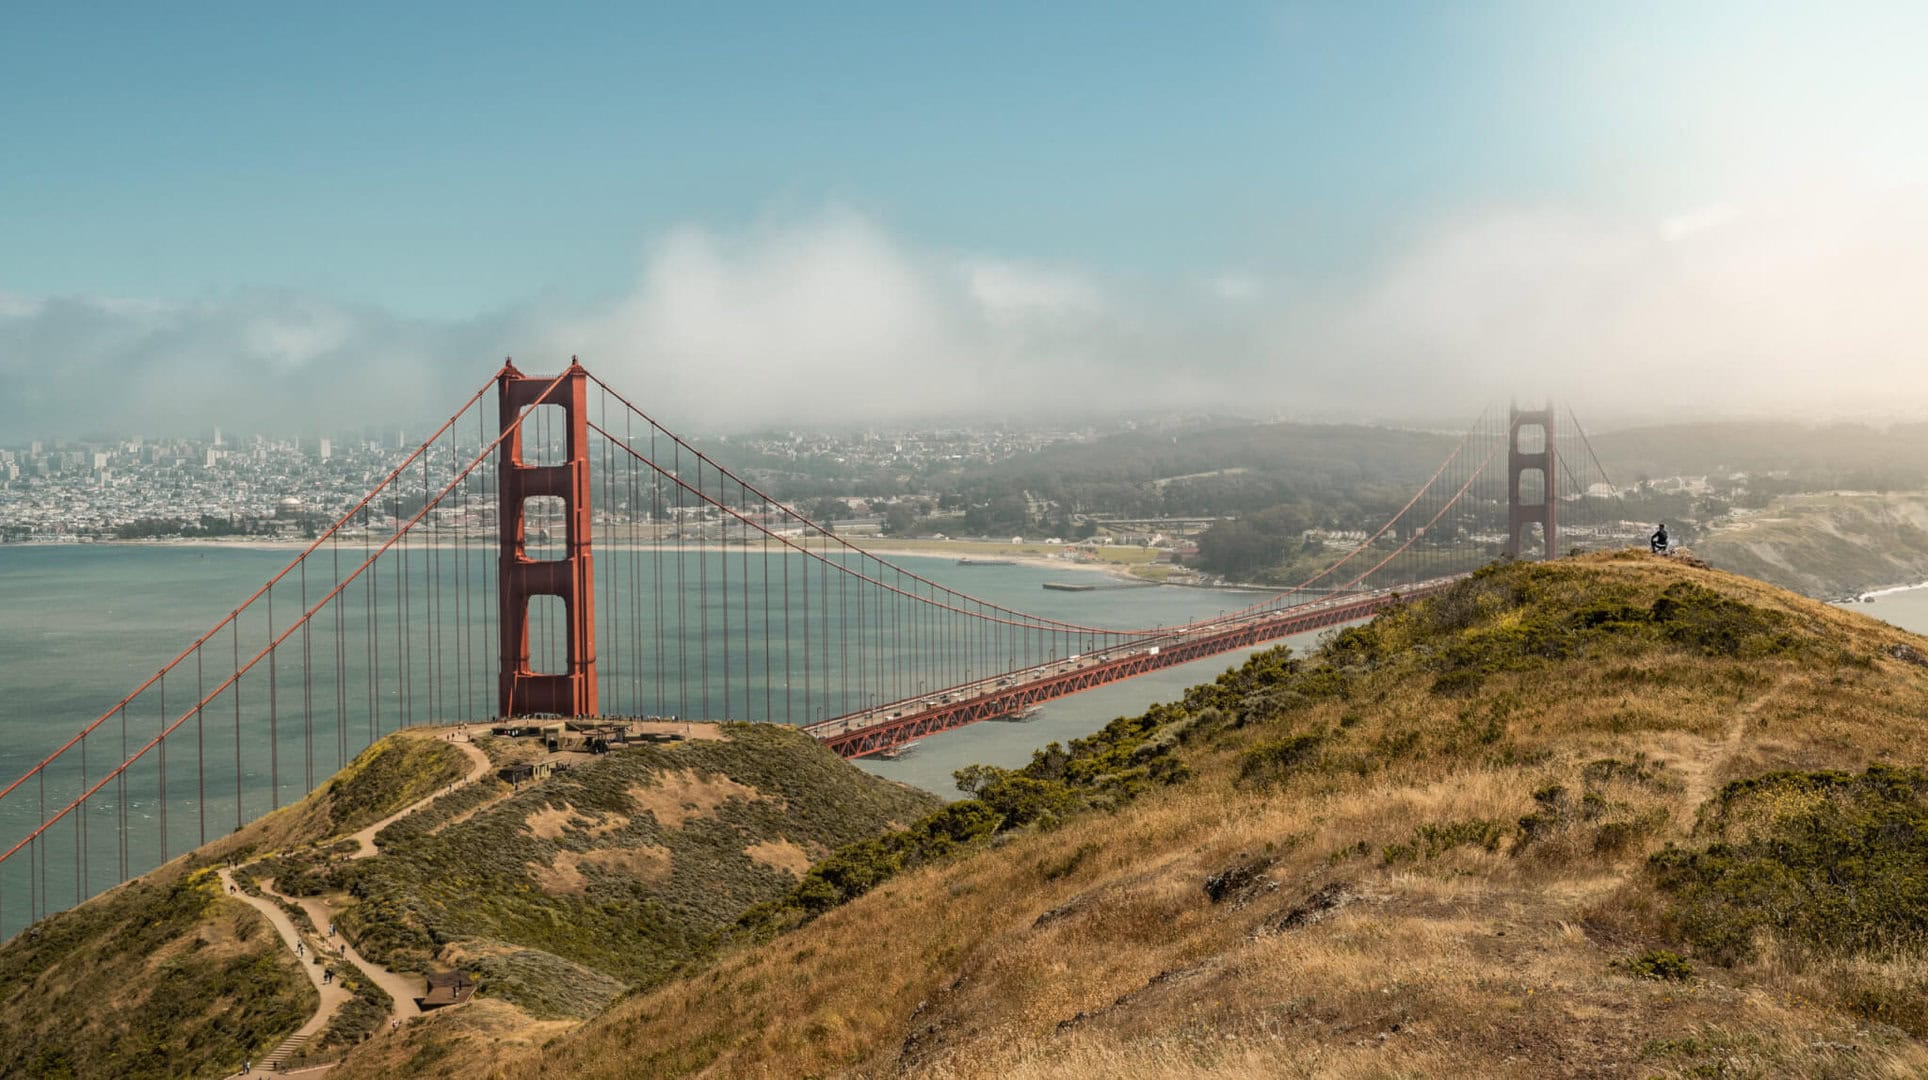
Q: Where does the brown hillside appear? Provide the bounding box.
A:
[468,552,1928,1079]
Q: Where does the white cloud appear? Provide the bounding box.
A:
[1204,274,1263,302]
[962,260,1104,322]
[1661,202,1743,243]
[0,293,44,320]
[8,189,1928,437]
[544,211,1177,429]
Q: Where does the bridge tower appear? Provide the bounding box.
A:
[1506,402,1558,560]
[497,360,598,717]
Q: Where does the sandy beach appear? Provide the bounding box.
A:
[84,535,1146,581]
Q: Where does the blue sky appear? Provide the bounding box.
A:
[0,2,1789,313]
[3,2,1928,432]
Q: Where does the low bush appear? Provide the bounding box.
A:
[1626,949,1693,982]
[1650,765,1928,964]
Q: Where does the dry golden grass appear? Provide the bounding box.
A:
[531,845,672,894]
[628,769,768,829]
[439,555,1928,1079]
[521,803,630,841]
[328,997,575,1080]
[744,838,813,878]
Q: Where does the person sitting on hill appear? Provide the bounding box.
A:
[1650,523,1670,554]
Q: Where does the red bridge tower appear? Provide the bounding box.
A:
[1506,402,1558,560]
[497,360,598,716]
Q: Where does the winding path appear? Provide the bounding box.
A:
[347,735,492,859]
[261,878,424,1023]
[220,730,496,1073]
[218,867,350,1072]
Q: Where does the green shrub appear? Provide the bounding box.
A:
[1384,818,1510,864]
[1626,949,1693,981]
[1238,731,1328,784]
[324,737,470,836]
[1650,765,1928,963]
[1648,582,1797,657]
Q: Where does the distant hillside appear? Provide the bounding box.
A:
[456,554,1928,1078]
[1588,420,1928,500]
[1695,492,1928,598]
[947,421,1462,526]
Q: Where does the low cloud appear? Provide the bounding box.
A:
[5,188,1928,438]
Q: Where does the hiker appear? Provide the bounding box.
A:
[242,1060,251,1074]
[1650,522,1669,554]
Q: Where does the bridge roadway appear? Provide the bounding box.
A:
[803,576,1464,758]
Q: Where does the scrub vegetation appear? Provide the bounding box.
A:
[482,552,1928,1079]
[0,733,471,1079]
[322,723,938,1013]
[0,871,312,1080]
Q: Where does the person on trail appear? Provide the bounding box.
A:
[1650,523,1669,554]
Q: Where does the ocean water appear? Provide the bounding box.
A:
[0,544,1323,935]
[1845,585,1928,634]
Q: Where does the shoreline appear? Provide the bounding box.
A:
[4,536,1143,581]
[1853,579,1928,602]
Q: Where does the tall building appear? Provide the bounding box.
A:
[318,437,332,462]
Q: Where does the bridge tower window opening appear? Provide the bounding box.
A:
[517,403,568,468]
[522,595,569,676]
[519,496,567,562]
[1514,466,1548,508]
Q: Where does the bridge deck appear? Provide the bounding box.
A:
[803,577,1461,758]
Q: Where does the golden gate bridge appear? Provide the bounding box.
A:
[0,361,1628,938]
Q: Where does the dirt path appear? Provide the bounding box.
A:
[218,867,350,1072]
[218,729,495,1071]
[261,879,424,1024]
[1680,677,1790,809]
[346,735,491,859]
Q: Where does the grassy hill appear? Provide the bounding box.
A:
[0,722,937,1078]
[308,723,939,1017]
[447,552,1928,1079]
[0,734,467,1080]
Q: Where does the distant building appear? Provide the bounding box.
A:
[418,970,477,1009]
[497,760,557,785]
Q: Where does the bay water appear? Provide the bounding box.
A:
[0,544,1325,935]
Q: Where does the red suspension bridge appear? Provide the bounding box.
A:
[0,362,1628,939]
